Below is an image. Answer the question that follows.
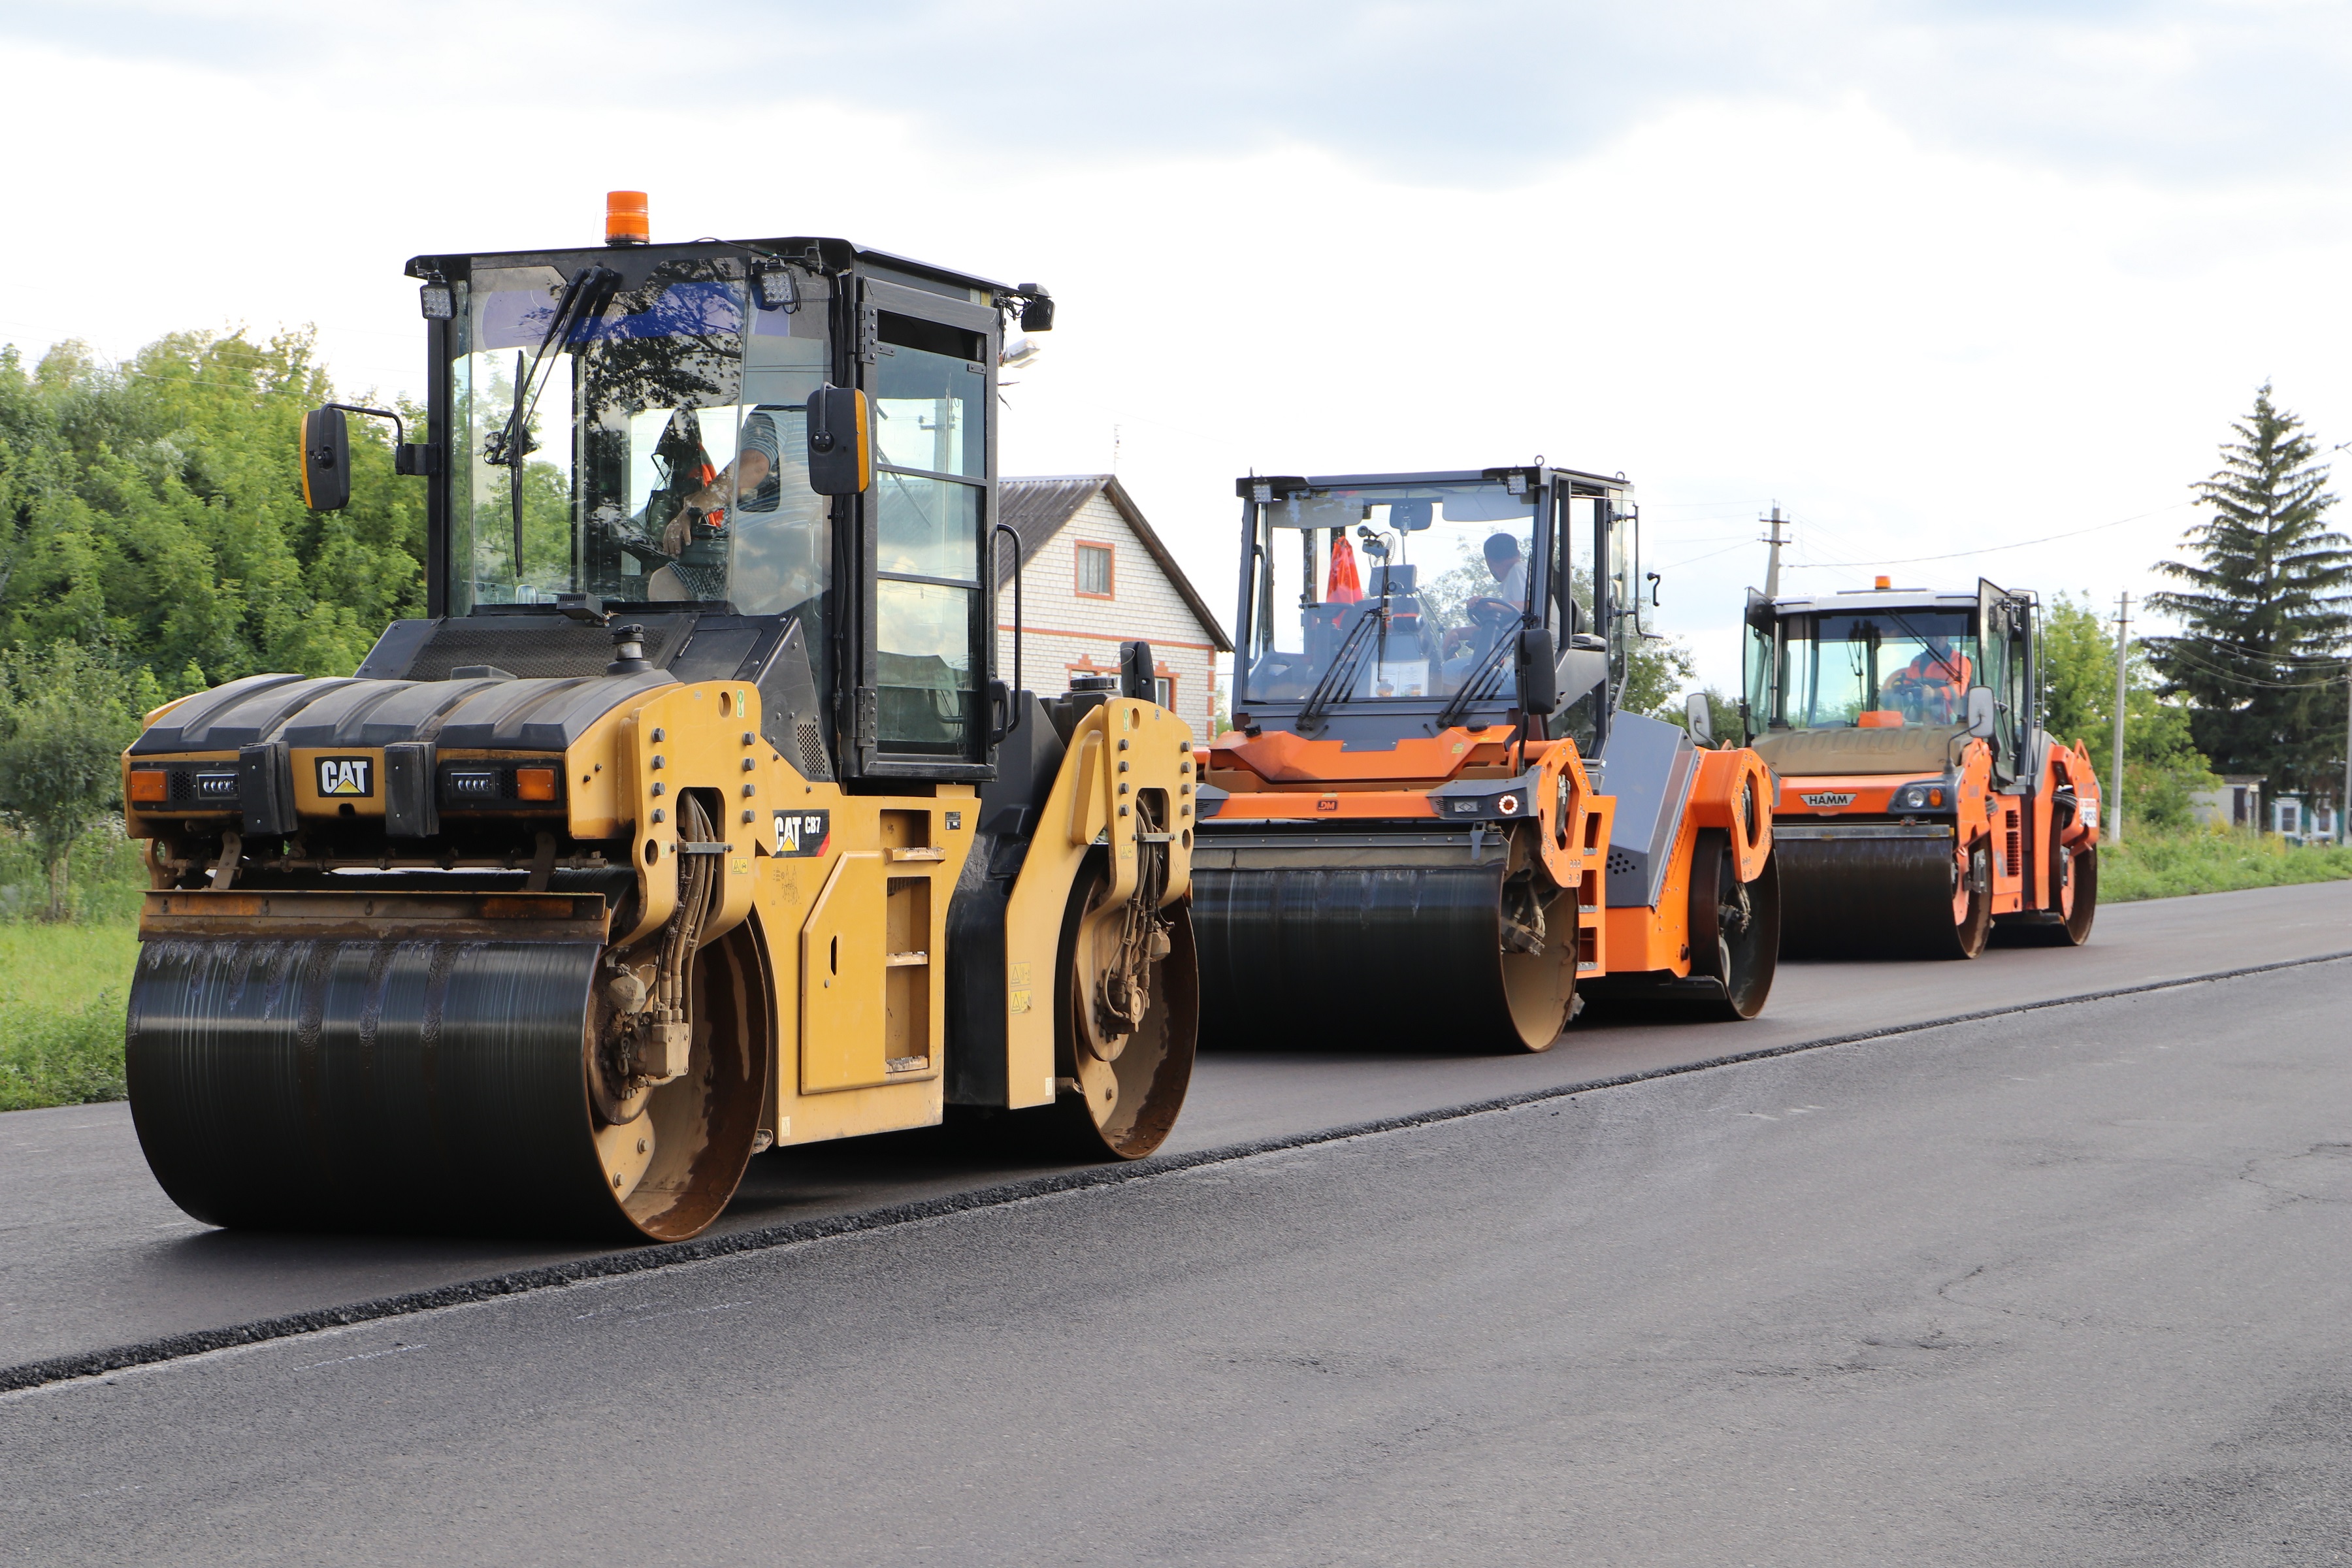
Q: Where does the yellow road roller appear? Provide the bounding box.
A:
[120,198,1198,1242]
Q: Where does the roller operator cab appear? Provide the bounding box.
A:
[120,206,1198,1243]
[1740,580,2103,958]
[1194,466,1780,1053]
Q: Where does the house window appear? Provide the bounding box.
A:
[1154,676,1173,708]
[1075,542,1114,598]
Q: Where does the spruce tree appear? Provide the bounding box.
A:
[2146,385,2352,808]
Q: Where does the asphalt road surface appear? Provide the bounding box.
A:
[6,938,2349,1562]
[2,881,2348,1379]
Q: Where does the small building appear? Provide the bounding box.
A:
[996,475,1231,740]
[2189,774,2268,831]
[2268,794,2340,845]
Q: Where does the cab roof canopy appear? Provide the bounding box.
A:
[1769,589,1986,616]
[404,237,1018,305]
[1239,465,1629,498]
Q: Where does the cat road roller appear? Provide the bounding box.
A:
[1194,466,1780,1051]
[120,199,1199,1242]
[1738,576,2102,958]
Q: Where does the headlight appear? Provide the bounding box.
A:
[1893,781,1949,811]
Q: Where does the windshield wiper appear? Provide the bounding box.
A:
[1878,608,1969,685]
[485,265,616,574]
[1435,618,1529,731]
[1298,606,1384,731]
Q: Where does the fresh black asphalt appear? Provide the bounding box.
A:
[4,937,2349,1563]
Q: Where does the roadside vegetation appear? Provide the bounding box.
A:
[2102,826,2352,903]
[0,902,138,1112]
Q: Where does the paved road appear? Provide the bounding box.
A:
[7,949,2349,1563]
[3,881,2347,1375]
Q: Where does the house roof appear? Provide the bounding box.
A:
[996,474,1233,651]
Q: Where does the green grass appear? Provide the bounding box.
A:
[0,922,137,1111]
[2102,827,2352,903]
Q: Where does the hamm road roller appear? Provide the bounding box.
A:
[1194,466,1780,1050]
[120,199,1198,1241]
[1739,577,2102,958]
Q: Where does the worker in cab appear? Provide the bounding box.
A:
[1441,533,1533,662]
[1882,633,1972,723]
[649,408,831,634]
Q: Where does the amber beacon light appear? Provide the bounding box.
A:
[606,190,649,246]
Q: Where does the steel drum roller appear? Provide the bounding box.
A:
[1194,861,1574,1052]
[127,929,766,1241]
[1776,832,1982,960]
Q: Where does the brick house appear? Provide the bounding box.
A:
[996,476,1230,739]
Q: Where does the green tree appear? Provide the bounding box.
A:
[2042,593,2219,830]
[0,643,154,919]
[0,329,424,689]
[1622,636,1697,718]
[2146,385,2352,809]
[1663,684,1742,744]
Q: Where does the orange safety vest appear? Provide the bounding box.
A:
[1889,649,1970,711]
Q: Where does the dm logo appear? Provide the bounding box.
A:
[1799,791,1855,809]
[316,757,373,798]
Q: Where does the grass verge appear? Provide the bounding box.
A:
[2102,828,2352,902]
[0,922,138,1112]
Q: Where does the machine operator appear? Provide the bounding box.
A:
[1882,632,1973,723]
[648,408,830,623]
[1441,532,1533,663]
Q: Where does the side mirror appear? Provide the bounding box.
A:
[1516,627,1558,715]
[1966,686,1997,738]
[806,385,871,495]
[1017,284,1055,332]
[300,407,351,512]
[1685,692,1714,747]
[1120,640,1156,702]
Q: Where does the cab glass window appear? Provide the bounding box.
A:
[871,311,988,758]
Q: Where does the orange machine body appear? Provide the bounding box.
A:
[1746,580,2106,955]
[1769,734,2101,919]
[1202,725,1772,985]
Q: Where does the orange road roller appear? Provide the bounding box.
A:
[1739,578,2102,958]
[1194,466,1780,1051]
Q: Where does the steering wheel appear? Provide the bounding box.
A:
[1463,596,1520,636]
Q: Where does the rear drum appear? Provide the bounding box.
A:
[1049,860,1197,1160]
[1690,831,1780,1018]
[2001,843,2099,948]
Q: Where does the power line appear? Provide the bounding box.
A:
[2148,644,2349,691]
[2163,629,2352,666]
[1655,538,1763,571]
[1784,500,2196,571]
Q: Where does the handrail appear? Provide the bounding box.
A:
[992,522,1023,698]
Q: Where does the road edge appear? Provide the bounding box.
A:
[8,946,2348,1396]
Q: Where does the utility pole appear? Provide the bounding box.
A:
[2111,593,2132,845]
[2342,666,2351,844]
[1762,504,1789,598]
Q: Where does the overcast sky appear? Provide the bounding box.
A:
[4,1,2349,692]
